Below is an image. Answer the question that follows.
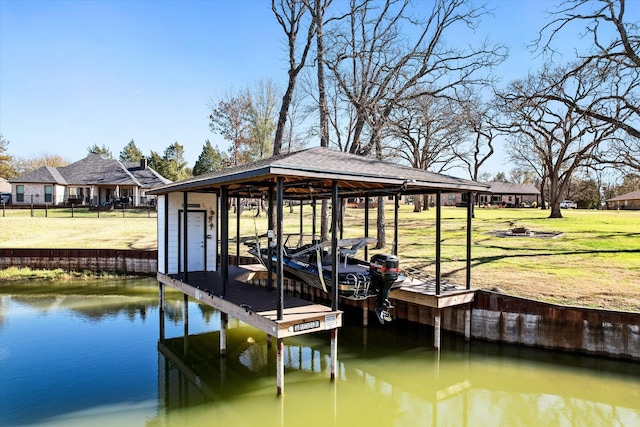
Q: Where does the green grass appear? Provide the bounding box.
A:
[1,205,639,312]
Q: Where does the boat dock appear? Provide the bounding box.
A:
[148,147,487,396]
[157,266,342,396]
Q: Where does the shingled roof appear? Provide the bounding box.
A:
[484,181,540,195]
[8,166,67,185]
[149,146,488,198]
[606,189,640,202]
[9,155,170,189]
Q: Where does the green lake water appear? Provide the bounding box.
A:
[1,278,639,426]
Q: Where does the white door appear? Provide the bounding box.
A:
[180,211,205,272]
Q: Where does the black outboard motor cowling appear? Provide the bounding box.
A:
[370,254,399,310]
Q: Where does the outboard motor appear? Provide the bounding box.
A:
[370,254,399,323]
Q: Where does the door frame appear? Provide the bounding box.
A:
[178,209,207,272]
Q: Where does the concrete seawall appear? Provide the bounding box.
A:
[467,291,640,360]
[242,272,640,360]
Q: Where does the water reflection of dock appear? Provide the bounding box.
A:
[156,328,474,425]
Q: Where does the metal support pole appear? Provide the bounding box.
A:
[267,185,274,292]
[364,195,369,261]
[466,192,473,290]
[276,177,284,320]
[393,194,399,256]
[331,181,339,311]
[330,328,338,381]
[299,199,304,237]
[159,282,165,343]
[220,312,228,355]
[236,195,241,267]
[465,307,471,341]
[435,190,442,295]
[183,191,188,281]
[276,338,284,396]
[221,186,229,295]
[312,197,317,239]
[164,194,169,274]
[434,308,441,351]
[183,293,189,355]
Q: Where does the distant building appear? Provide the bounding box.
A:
[478,182,541,207]
[8,155,171,207]
[605,190,640,210]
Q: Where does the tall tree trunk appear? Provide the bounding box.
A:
[313,0,331,241]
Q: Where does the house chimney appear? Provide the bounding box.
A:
[140,157,148,169]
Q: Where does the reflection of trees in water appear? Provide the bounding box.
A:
[0,279,164,322]
[197,303,216,324]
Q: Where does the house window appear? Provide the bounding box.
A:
[16,185,24,202]
[44,185,53,203]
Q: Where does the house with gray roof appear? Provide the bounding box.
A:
[8,155,171,207]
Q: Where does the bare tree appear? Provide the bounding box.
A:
[209,89,251,166]
[389,93,464,211]
[536,0,640,141]
[497,63,625,218]
[272,0,317,156]
[246,78,280,160]
[323,0,505,247]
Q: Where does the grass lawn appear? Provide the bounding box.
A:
[1,205,639,312]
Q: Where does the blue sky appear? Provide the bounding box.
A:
[0,0,578,176]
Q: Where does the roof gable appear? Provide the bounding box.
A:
[58,155,140,186]
[9,155,171,189]
[150,146,489,197]
[8,166,67,185]
[123,162,172,188]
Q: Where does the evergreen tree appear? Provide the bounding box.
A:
[119,139,143,163]
[149,142,191,181]
[193,140,228,176]
[87,143,112,158]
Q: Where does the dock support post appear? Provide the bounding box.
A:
[393,194,399,256]
[331,181,339,311]
[236,195,241,267]
[364,194,369,261]
[159,282,165,343]
[362,305,368,327]
[276,338,284,396]
[330,328,338,381]
[183,294,189,355]
[277,177,284,320]
[435,190,442,295]
[221,186,229,295]
[220,312,228,355]
[465,307,471,341]
[183,191,188,282]
[466,191,472,290]
[434,308,441,351]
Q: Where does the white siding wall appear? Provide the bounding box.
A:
[161,192,217,275]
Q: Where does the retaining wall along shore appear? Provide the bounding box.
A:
[0,248,157,275]
[2,251,638,360]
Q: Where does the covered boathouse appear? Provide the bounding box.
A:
[148,146,488,396]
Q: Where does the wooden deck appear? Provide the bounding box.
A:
[390,277,476,309]
[157,266,342,339]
